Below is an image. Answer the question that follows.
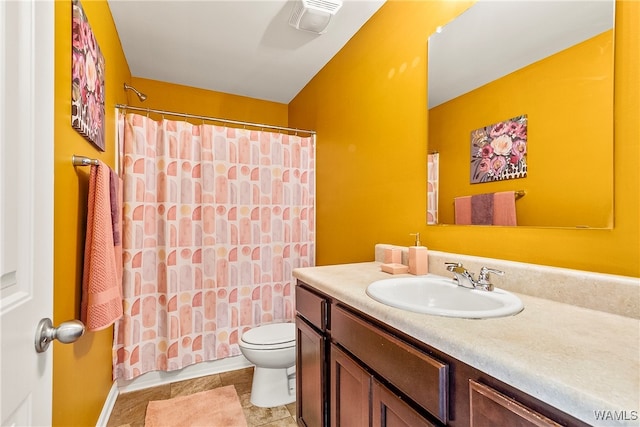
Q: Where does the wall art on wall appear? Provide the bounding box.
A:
[71,0,105,151]
[470,114,527,184]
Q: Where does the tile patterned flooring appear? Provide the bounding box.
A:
[106,367,297,427]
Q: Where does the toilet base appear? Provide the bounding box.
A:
[249,365,296,408]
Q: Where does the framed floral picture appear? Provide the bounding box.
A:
[470,114,527,184]
[71,0,105,151]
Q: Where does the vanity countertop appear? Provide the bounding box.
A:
[293,262,640,427]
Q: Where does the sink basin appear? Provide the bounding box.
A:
[366,274,523,319]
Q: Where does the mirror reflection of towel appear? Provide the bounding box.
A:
[454,196,472,225]
[455,191,518,226]
[471,193,493,225]
[493,191,517,226]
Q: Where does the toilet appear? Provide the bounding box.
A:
[238,322,296,407]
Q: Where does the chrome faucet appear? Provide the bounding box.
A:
[445,262,504,291]
[444,262,477,289]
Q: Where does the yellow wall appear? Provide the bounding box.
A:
[127,77,288,127]
[54,1,130,425]
[53,2,289,425]
[430,31,613,228]
[289,0,639,277]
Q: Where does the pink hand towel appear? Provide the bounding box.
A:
[454,196,472,225]
[493,191,517,226]
[81,162,124,331]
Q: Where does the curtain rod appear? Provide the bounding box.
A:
[115,104,316,136]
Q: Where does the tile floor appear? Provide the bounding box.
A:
[106,367,297,427]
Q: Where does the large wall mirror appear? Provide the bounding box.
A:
[427,0,614,228]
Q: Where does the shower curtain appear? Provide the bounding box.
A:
[427,153,439,225]
[113,113,315,380]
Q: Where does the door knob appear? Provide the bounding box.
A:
[34,318,85,353]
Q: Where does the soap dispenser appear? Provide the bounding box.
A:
[408,233,428,275]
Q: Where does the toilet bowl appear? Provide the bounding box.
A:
[239,322,296,408]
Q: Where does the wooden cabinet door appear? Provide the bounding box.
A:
[297,316,327,427]
[330,345,371,427]
[469,381,562,427]
[371,380,436,427]
[331,304,448,423]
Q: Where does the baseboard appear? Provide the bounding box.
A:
[116,355,253,393]
[95,381,119,427]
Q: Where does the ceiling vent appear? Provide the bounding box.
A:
[289,0,343,34]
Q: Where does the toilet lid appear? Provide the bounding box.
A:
[241,323,295,346]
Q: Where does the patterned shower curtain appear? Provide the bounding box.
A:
[427,153,439,225]
[113,113,315,380]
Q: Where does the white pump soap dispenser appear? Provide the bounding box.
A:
[408,233,428,275]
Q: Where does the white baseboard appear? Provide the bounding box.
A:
[116,355,252,393]
[95,382,119,427]
[96,355,253,426]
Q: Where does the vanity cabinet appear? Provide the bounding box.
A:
[295,282,442,427]
[372,379,437,427]
[297,317,326,427]
[331,343,435,427]
[330,304,448,425]
[330,344,371,426]
[295,285,329,427]
[295,280,588,427]
[468,381,561,427]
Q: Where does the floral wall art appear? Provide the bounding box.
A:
[71,0,105,151]
[470,114,527,184]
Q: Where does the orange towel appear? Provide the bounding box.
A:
[493,191,517,226]
[454,196,472,225]
[81,161,124,331]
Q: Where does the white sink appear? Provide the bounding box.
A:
[366,274,524,319]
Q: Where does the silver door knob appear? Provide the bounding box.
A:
[34,318,85,353]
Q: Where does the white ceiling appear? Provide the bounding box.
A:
[428,0,614,109]
[108,0,386,104]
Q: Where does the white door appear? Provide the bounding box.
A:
[1,1,55,425]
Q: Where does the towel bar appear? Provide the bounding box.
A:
[72,155,99,166]
[453,190,526,204]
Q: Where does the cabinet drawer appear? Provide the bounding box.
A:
[331,305,448,424]
[469,380,561,427]
[296,283,327,331]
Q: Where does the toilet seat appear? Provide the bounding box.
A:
[240,322,295,350]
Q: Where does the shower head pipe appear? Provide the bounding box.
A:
[123,83,147,102]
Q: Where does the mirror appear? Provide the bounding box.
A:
[427,0,614,228]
